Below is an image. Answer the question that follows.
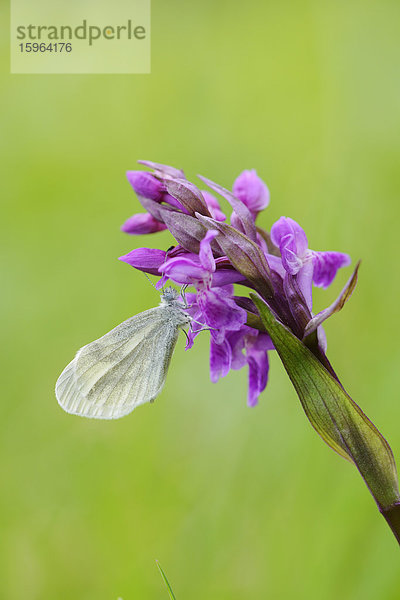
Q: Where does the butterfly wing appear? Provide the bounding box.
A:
[55,307,182,419]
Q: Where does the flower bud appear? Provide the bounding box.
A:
[126,171,164,201]
[121,213,167,235]
[233,169,270,215]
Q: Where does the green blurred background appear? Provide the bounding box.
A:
[1,1,400,598]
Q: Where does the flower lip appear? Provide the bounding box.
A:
[312,251,351,288]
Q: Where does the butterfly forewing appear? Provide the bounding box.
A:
[56,303,189,419]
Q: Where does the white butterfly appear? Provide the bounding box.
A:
[55,288,191,419]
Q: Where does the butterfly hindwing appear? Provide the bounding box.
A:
[56,306,185,419]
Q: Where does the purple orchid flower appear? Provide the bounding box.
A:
[271,216,351,287]
[270,216,351,314]
[116,162,400,545]
[119,162,354,407]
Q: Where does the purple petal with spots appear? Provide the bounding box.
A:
[247,343,269,407]
[249,331,275,353]
[223,330,246,370]
[210,337,232,383]
[312,251,351,288]
[197,287,247,344]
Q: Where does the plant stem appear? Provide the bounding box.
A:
[380,502,400,545]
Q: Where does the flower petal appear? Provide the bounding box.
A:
[159,255,210,285]
[118,248,166,275]
[210,337,232,382]
[226,330,247,370]
[246,340,269,407]
[312,251,351,288]
[211,269,247,287]
[197,287,247,344]
[162,192,188,212]
[264,253,286,278]
[297,260,314,310]
[199,230,219,273]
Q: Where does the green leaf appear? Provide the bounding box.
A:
[251,294,400,510]
[156,561,177,600]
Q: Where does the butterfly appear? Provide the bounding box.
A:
[55,288,191,419]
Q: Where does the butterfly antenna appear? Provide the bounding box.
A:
[143,272,158,291]
[157,245,177,294]
[190,318,218,331]
[180,284,189,308]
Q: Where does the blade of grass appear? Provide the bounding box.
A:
[156,561,177,600]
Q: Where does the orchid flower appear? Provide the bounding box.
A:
[118,160,400,544]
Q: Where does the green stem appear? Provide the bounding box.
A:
[380,503,400,546]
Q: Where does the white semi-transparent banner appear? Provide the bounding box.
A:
[10,0,150,74]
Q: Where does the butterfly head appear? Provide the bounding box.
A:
[160,287,181,307]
